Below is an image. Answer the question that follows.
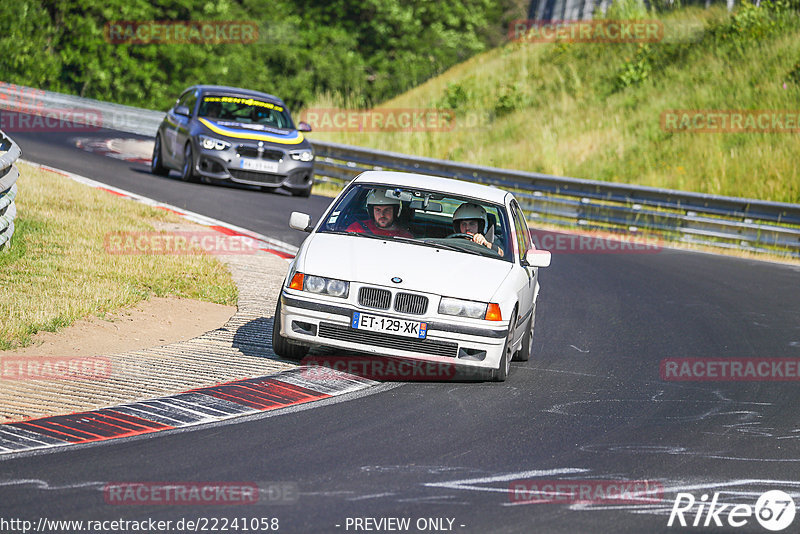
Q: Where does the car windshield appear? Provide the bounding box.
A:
[318,183,512,262]
[197,95,295,129]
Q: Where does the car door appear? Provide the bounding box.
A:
[164,89,197,164]
[510,200,536,339]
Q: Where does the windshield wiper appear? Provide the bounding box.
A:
[323,230,391,240]
[384,236,455,250]
[322,232,491,256]
[411,237,488,256]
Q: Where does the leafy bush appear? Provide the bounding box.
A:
[494,83,522,116]
[0,0,515,111]
[441,83,470,110]
[613,2,800,91]
[707,0,798,53]
[616,45,654,89]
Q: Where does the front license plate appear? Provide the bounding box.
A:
[239,158,279,173]
[352,312,427,339]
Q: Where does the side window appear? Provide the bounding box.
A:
[177,91,198,116]
[320,186,365,232]
[510,201,532,263]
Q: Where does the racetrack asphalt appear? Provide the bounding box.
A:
[2,114,800,533]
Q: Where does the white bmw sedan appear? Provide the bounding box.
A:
[272,171,551,381]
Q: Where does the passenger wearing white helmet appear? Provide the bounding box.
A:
[452,203,504,256]
[346,188,413,238]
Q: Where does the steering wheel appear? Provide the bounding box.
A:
[446,233,474,240]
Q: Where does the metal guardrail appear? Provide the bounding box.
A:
[310,140,800,258]
[0,129,20,251]
[0,83,798,258]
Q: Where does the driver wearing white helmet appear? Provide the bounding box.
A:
[346,188,413,238]
[452,203,504,257]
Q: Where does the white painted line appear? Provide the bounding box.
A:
[425,468,590,493]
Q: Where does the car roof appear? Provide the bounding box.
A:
[188,85,286,106]
[352,171,510,205]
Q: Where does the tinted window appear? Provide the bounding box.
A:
[510,200,532,263]
[177,90,198,115]
[318,183,512,262]
[197,95,295,129]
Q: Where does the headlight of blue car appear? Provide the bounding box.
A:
[199,135,231,151]
[290,149,314,162]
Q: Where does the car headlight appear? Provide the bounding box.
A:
[290,149,314,162]
[199,135,231,151]
[305,275,326,293]
[439,297,489,319]
[289,272,349,298]
[325,279,348,297]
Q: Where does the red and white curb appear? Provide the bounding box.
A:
[0,369,376,455]
[20,158,298,260]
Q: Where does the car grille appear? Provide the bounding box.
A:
[358,287,391,310]
[228,169,283,184]
[236,145,284,161]
[318,322,457,358]
[394,292,428,315]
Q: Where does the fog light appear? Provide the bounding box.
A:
[291,321,317,336]
[458,347,487,361]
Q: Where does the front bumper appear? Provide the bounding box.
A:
[278,291,508,373]
[193,142,314,192]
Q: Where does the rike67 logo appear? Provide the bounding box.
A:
[668,490,796,531]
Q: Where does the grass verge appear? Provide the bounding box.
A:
[0,162,238,350]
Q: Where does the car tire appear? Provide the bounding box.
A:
[180,143,199,182]
[493,309,516,382]
[513,304,535,362]
[271,297,310,360]
[151,135,169,176]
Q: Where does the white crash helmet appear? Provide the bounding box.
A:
[366,189,402,216]
[453,203,488,233]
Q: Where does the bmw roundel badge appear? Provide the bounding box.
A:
[391,277,402,284]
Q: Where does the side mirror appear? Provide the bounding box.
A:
[289,211,313,232]
[297,121,312,132]
[524,249,551,268]
[174,105,191,117]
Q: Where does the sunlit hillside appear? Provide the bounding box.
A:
[307,5,800,203]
